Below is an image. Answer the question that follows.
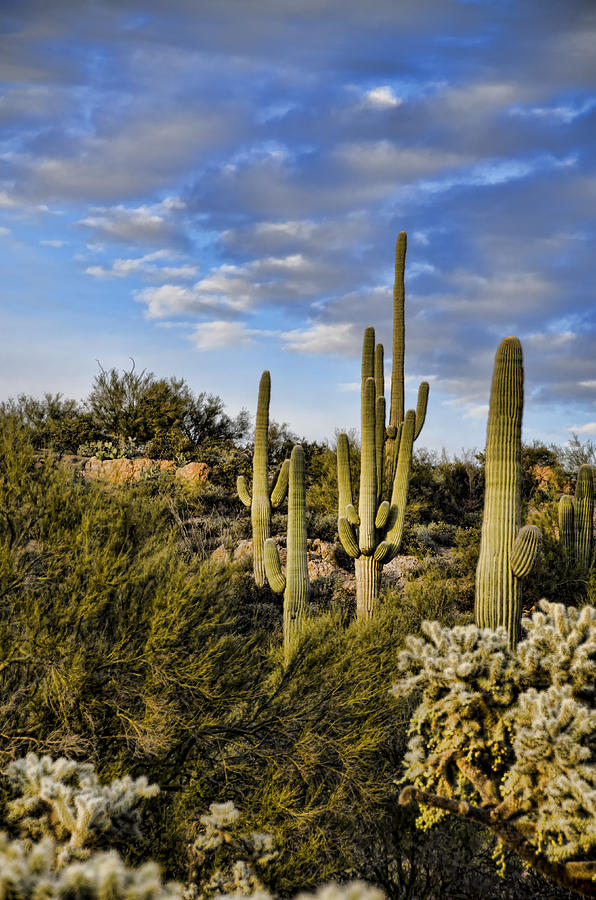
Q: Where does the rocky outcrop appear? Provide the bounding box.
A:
[175,462,210,487]
[82,456,209,485]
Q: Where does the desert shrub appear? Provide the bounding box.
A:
[393,602,595,897]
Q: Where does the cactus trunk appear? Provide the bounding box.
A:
[265,445,309,662]
[475,337,540,648]
[575,464,594,572]
[355,555,383,617]
[251,372,272,586]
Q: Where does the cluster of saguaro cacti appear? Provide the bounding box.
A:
[558,464,594,572]
[474,337,542,648]
[237,371,289,586]
[336,233,428,617]
[264,444,310,660]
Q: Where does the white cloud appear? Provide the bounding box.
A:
[568,423,596,435]
[280,322,358,354]
[509,98,596,124]
[191,320,261,350]
[84,249,197,281]
[579,380,596,389]
[527,330,576,349]
[136,252,331,319]
[39,239,64,247]
[0,226,11,236]
[361,86,402,109]
[77,197,186,246]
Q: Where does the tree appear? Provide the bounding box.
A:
[392,601,596,897]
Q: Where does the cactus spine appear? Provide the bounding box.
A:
[264,445,309,661]
[237,371,289,586]
[559,464,594,571]
[336,233,428,617]
[475,337,541,648]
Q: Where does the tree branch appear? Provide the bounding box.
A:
[399,785,596,898]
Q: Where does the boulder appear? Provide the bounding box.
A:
[175,461,211,486]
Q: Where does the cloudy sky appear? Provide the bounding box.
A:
[1,0,595,452]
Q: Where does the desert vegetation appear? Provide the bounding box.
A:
[0,234,594,898]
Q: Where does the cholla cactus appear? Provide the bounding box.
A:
[393,601,596,896]
[237,371,290,586]
[0,833,181,899]
[4,753,159,866]
[185,800,277,900]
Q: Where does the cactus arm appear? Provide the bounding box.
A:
[264,538,286,594]
[384,409,415,562]
[237,475,252,508]
[414,381,429,441]
[373,541,391,564]
[574,464,594,572]
[374,343,385,397]
[336,432,354,518]
[359,376,378,554]
[376,395,386,503]
[510,524,542,578]
[338,517,361,558]
[558,495,574,559]
[270,458,290,508]
[375,500,390,530]
[346,503,360,525]
[362,326,375,382]
[389,231,406,432]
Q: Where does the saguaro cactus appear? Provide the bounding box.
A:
[264,445,309,660]
[559,464,594,572]
[336,233,428,617]
[336,328,423,616]
[475,337,542,648]
[237,371,289,586]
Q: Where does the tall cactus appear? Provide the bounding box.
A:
[237,371,289,586]
[337,328,423,617]
[574,464,594,571]
[475,337,542,648]
[336,232,428,617]
[558,464,594,572]
[264,445,309,661]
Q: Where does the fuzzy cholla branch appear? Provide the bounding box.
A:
[0,832,181,900]
[4,753,159,866]
[392,601,596,895]
[185,801,277,900]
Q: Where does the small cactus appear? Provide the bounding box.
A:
[475,337,542,647]
[264,445,309,660]
[237,371,289,586]
[558,464,594,572]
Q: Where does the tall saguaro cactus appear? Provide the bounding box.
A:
[475,337,542,648]
[558,464,594,572]
[264,445,309,661]
[337,328,423,616]
[237,371,289,586]
[336,232,428,617]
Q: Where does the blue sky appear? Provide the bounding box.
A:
[1,0,595,453]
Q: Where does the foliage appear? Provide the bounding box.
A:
[408,448,484,527]
[0,392,96,453]
[392,601,596,896]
